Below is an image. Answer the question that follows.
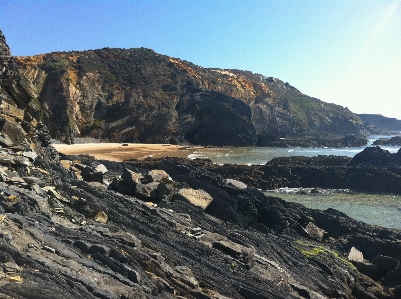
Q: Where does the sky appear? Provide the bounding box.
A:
[1,0,400,119]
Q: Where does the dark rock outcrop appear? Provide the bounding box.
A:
[15,48,368,146]
[373,135,401,146]
[359,113,401,133]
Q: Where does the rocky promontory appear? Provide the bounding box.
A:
[359,114,401,133]
[179,146,401,194]
[373,136,401,146]
[15,47,368,147]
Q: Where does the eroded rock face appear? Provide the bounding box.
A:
[15,47,367,146]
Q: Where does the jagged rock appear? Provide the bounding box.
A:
[0,116,27,147]
[226,178,247,189]
[372,255,399,278]
[383,266,401,288]
[135,182,159,199]
[174,188,213,210]
[88,209,108,224]
[156,182,176,201]
[94,163,108,174]
[348,246,364,263]
[2,262,21,274]
[90,244,111,256]
[110,177,137,195]
[42,186,69,202]
[0,133,14,147]
[349,146,392,166]
[304,222,325,242]
[121,168,144,185]
[144,169,169,183]
[353,261,379,280]
[81,166,103,183]
[0,154,15,164]
[12,156,31,166]
[22,176,45,187]
[22,150,38,161]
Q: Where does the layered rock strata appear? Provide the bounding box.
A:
[15,47,368,146]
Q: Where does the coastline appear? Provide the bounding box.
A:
[53,143,202,161]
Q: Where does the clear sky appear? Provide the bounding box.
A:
[1,0,400,119]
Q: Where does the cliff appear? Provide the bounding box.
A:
[358,114,401,133]
[15,48,367,146]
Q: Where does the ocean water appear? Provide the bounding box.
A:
[189,135,401,165]
[188,135,401,230]
[265,189,401,230]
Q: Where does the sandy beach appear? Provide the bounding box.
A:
[53,143,201,162]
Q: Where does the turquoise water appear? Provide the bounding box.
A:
[189,135,401,165]
[264,189,401,230]
[188,135,401,230]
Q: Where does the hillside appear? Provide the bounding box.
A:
[358,114,401,133]
[15,48,367,146]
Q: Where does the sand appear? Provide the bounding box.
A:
[53,143,201,162]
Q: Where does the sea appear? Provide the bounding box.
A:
[189,135,401,230]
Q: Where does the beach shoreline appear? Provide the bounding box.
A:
[53,143,201,162]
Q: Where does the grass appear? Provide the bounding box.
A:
[295,241,355,269]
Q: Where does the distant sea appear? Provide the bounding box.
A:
[189,134,401,165]
[190,135,401,230]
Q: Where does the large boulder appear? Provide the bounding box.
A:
[173,188,213,210]
[348,246,364,263]
[349,146,392,166]
[372,255,399,278]
[121,168,144,185]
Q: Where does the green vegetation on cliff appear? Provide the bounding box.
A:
[16,47,367,146]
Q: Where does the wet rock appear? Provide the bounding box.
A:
[73,240,92,252]
[123,264,141,283]
[349,146,392,166]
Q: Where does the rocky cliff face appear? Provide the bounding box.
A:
[358,114,401,133]
[15,48,366,146]
[0,30,55,161]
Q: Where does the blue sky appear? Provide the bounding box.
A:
[1,0,400,119]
